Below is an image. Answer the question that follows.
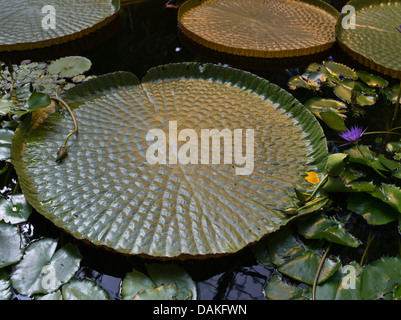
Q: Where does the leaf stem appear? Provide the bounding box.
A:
[312,243,331,300]
[50,96,78,162]
[355,143,387,179]
[360,232,376,266]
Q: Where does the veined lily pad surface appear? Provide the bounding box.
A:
[11,63,327,259]
[337,0,401,78]
[178,0,339,58]
[0,0,119,52]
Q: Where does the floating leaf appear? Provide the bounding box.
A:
[356,70,388,88]
[325,153,348,177]
[337,0,401,78]
[319,111,347,131]
[345,145,389,172]
[145,263,197,300]
[0,194,32,224]
[0,0,120,52]
[133,284,178,300]
[267,229,340,285]
[14,93,52,117]
[323,61,357,80]
[121,269,154,300]
[0,222,25,268]
[0,129,14,160]
[370,183,401,214]
[264,274,311,300]
[48,57,92,78]
[11,239,82,296]
[297,212,361,247]
[0,269,11,300]
[333,80,377,106]
[178,0,339,58]
[11,63,328,258]
[35,290,63,300]
[61,279,108,300]
[0,99,16,116]
[347,192,398,225]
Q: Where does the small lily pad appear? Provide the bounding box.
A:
[297,212,361,247]
[0,269,12,300]
[0,222,25,268]
[11,238,82,296]
[133,284,178,300]
[264,274,311,300]
[0,194,32,224]
[48,57,92,78]
[61,279,108,300]
[356,70,388,88]
[347,192,398,225]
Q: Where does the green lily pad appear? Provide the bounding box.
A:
[304,98,347,131]
[0,222,25,268]
[47,57,92,78]
[11,63,328,258]
[0,0,120,52]
[0,129,14,161]
[121,263,196,300]
[0,194,32,224]
[133,284,178,300]
[337,0,401,78]
[61,279,108,300]
[325,153,348,177]
[14,93,52,117]
[370,183,401,213]
[333,80,377,106]
[145,263,197,300]
[356,70,388,88]
[264,274,311,300]
[323,61,357,80]
[347,192,399,225]
[297,212,361,247]
[267,229,340,285]
[0,269,11,300]
[11,238,82,296]
[0,99,16,116]
[345,145,389,172]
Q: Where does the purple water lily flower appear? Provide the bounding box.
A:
[339,125,367,146]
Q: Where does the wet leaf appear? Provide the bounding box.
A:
[297,212,361,247]
[0,129,14,160]
[145,263,197,300]
[61,279,108,300]
[121,268,154,300]
[370,183,401,213]
[48,56,92,78]
[325,153,348,176]
[333,80,377,106]
[15,92,51,117]
[345,145,389,172]
[0,194,32,224]
[323,61,357,80]
[0,269,11,300]
[267,229,340,285]
[288,75,317,91]
[347,192,398,225]
[264,274,311,300]
[133,284,178,300]
[0,99,15,116]
[35,290,63,300]
[11,239,82,296]
[361,257,401,300]
[356,70,388,88]
[0,222,25,268]
[319,111,347,131]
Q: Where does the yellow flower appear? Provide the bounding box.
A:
[305,172,319,185]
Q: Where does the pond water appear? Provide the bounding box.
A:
[5,0,401,300]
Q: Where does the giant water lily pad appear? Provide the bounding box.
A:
[0,0,119,52]
[337,0,401,78]
[178,0,339,58]
[11,63,327,258]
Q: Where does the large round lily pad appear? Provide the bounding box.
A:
[337,0,401,78]
[0,0,119,52]
[178,0,339,58]
[11,63,327,259]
